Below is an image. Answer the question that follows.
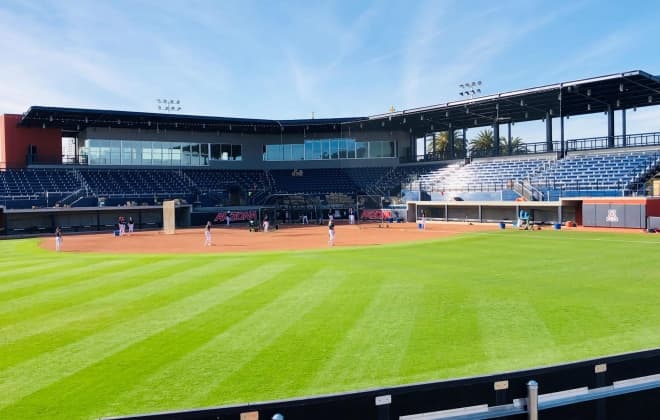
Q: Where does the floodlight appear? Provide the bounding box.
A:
[587,103,591,111]
[459,92,464,96]
[619,83,624,92]
[586,89,591,96]
[649,95,653,103]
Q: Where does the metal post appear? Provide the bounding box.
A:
[622,109,627,147]
[527,380,538,420]
[545,113,553,152]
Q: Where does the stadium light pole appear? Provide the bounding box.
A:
[458,81,482,100]
[156,98,182,113]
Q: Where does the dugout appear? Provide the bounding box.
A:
[1,204,192,236]
[407,200,578,225]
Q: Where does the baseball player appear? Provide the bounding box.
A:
[204,221,212,246]
[328,219,335,246]
[55,227,63,251]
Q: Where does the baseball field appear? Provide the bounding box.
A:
[1,224,659,419]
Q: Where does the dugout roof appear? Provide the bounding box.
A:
[18,70,660,137]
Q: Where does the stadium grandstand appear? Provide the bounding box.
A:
[1,70,660,232]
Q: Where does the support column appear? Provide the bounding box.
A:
[545,113,553,152]
[463,128,468,158]
[607,105,615,148]
[560,115,565,157]
[493,122,500,157]
[448,129,455,159]
[622,109,627,147]
[507,122,512,155]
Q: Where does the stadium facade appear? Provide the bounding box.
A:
[1,70,660,233]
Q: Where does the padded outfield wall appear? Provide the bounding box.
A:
[1,205,192,236]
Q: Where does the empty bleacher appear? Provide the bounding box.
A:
[531,148,660,199]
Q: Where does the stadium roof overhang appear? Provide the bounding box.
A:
[356,70,660,135]
[18,107,367,137]
[17,70,660,138]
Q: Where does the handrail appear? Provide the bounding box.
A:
[409,374,660,420]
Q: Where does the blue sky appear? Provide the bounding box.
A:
[1,0,660,142]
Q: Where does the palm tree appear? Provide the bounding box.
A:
[469,129,500,157]
[426,130,466,159]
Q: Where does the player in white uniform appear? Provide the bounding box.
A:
[328,220,335,246]
[204,221,212,246]
[55,227,63,251]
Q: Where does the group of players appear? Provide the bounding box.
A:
[204,214,337,247]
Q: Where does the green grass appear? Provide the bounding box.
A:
[1,230,659,419]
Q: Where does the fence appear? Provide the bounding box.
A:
[105,348,660,420]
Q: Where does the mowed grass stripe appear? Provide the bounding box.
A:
[0,259,153,306]
[1,262,320,420]
[309,278,425,393]
[0,261,292,411]
[102,266,343,415]
[0,252,169,292]
[396,277,485,382]
[0,260,171,324]
[0,257,259,369]
[0,256,258,346]
[199,270,376,404]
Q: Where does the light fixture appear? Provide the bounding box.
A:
[524,111,529,119]
[229,124,232,131]
[42,123,46,129]
[616,99,620,107]
[448,122,452,128]
[420,115,424,120]
[587,89,591,96]
[520,99,525,106]
[445,111,449,117]
[587,103,591,111]
[649,95,653,103]
[402,117,406,124]
[381,121,385,127]
[202,123,206,129]
[619,83,624,92]
[474,119,478,125]
[549,109,553,116]
[49,115,53,122]
[430,124,434,131]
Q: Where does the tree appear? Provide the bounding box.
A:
[425,130,466,159]
[469,129,500,156]
[470,130,527,156]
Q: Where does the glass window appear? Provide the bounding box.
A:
[292,144,304,160]
[346,139,356,158]
[232,144,242,160]
[356,142,368,158]
[211,144,221,160]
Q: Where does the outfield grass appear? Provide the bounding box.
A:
[1,230,659,419]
